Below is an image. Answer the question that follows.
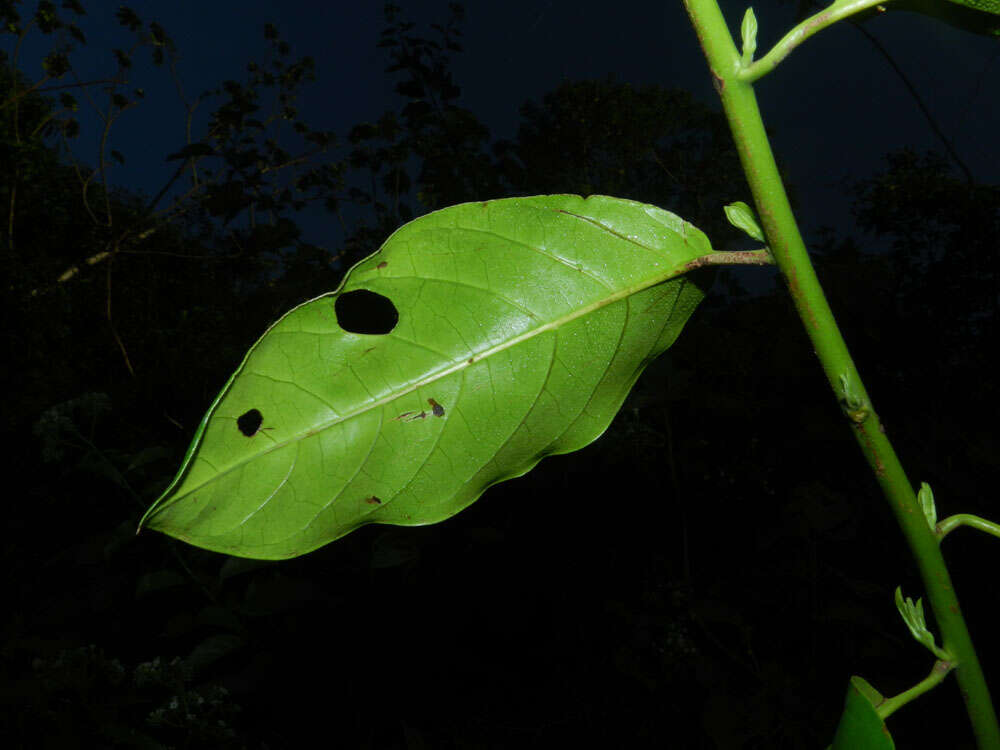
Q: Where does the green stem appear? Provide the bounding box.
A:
[682,1,1000,747]
[739,0,892,83]
[939,514,1000,542]
[879,660,955,720]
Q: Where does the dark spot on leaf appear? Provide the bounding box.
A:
[376,261,388,269]
[237,408,263,436]
[393,410,426,421]
[335,289,398,334]
[365,496,382,505]
[428,398,445,417]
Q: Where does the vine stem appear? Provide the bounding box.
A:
[682,0,1000,746]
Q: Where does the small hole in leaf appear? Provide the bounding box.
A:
[237,408,263,436]
[335,289,398,334]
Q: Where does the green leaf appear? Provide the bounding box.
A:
[895,585,950,659]
[139,195,711,559]
[740,7,758,65]
[918,481,937,531]
[723,200,765,242]
[828,676,895,750]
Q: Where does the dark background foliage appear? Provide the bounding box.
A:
[2,2,998,748]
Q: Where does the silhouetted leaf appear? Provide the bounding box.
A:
[115,6,141,31]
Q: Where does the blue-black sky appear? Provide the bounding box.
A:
[14,0,1000,259]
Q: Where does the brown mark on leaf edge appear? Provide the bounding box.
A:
[393,398,444,421]
[393,410,427,421]
[376,261,388,269]
[365,496,382,505]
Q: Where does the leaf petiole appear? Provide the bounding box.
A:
[878,659,955,720]
[739,0,895,83]
[681,248,774,271]
[937,513,1000,542]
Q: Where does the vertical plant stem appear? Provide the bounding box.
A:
[682,0,999,746]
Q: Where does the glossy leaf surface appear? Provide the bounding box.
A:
[139,195,711,559]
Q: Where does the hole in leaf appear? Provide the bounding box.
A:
[335,289,398,334]
[237,408,263,437]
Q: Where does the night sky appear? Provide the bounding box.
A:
[17,0,1000,260]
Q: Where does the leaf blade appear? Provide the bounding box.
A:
[139,195,712,559]
[829,676,895,750]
